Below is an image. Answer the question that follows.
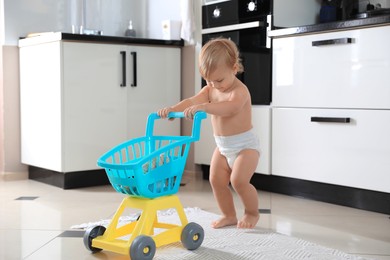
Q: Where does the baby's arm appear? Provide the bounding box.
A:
[158,86,210,118]
[193,86,248,117]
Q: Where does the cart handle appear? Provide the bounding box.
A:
[146,111,207,141]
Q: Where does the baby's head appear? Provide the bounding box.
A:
[199,38,244,80]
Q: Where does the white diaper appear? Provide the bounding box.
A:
[214,128,260,169]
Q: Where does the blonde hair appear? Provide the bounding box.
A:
[199,38,244,79]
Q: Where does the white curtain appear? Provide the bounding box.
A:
[180,0,195,44]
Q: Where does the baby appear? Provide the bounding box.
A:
[158,38,260,229]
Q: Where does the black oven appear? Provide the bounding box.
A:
[202,0,273,105]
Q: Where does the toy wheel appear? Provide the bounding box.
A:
[181,222,204,250]
[83,225,106,253]
[130,235,156,260]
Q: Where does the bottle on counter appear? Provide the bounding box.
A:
[125,20,136,37]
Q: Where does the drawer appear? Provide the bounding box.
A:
[195,106,271,175]
[272,108,390,193]
[272,26,390,109]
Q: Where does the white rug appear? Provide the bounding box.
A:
[72,207,368,260]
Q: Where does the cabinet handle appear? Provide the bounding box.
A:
[131,51,137,87]
[120,51,126,87]
[312,38,354,47]
[311,117,351,123]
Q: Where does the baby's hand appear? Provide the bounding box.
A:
[157,107,175,120]
[183,105,203,119]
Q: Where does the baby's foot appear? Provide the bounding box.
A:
[237,213,259,229]
[211,216,237,229]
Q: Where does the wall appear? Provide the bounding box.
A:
[3,0,147,45]
[1,0,28,177]
[358,0,390,11]
[2,0,190,45]
[0,0,4,175]
[146,0,181,39]
[0,53,4,177]
[273,0,321,27]
[4,0,68,46]
[0,46,26,179]
[80,0,146,38]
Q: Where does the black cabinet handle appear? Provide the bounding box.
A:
[131,51,137,87]
[120,51,126,87]
[311,117,351,123]
[312,38,354,47]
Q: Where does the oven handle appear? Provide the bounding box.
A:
[201,21,265,34]
[266,14,272,49]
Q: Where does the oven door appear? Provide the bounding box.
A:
[202,21,272,105]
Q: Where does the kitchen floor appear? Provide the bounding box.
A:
[1,173,389,260]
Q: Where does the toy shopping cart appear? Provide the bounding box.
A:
[83,111,207,259]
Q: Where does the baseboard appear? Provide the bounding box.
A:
[200,165,390,215]
[0,171,28,181]
[29,166,109,189]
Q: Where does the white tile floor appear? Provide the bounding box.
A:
[1,173,389,260]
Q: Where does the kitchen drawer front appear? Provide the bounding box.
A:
[273,26,390,109]
[195,106,271,175]
[272,108,390,193]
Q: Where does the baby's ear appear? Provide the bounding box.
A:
[233,64,239,75]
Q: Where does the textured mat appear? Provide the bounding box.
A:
[72,207,368,260]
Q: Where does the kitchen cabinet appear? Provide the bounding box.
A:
[195,106,271,175]
[272,26,390,109]
[272,108,390,193]
[19,40,180,173]
[272,25,390,193]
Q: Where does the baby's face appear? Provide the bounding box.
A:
[205,63,237,93]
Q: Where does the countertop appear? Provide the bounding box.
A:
[19,32,184,47]
[268,14,390,38]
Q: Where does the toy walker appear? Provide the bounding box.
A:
[83,111,207,259]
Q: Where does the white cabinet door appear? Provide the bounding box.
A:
[62,42,128,172]
[63,43,180,171]
[273,26,390,109]
[125,46,181,139]
[272,108,390,193]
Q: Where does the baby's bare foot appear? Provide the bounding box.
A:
[237,213,259,229]
[211,216,237,229]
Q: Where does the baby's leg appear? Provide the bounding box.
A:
[230,149,260,229]
[209,148,237,229]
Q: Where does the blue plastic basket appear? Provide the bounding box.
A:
[97,111,206,199]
